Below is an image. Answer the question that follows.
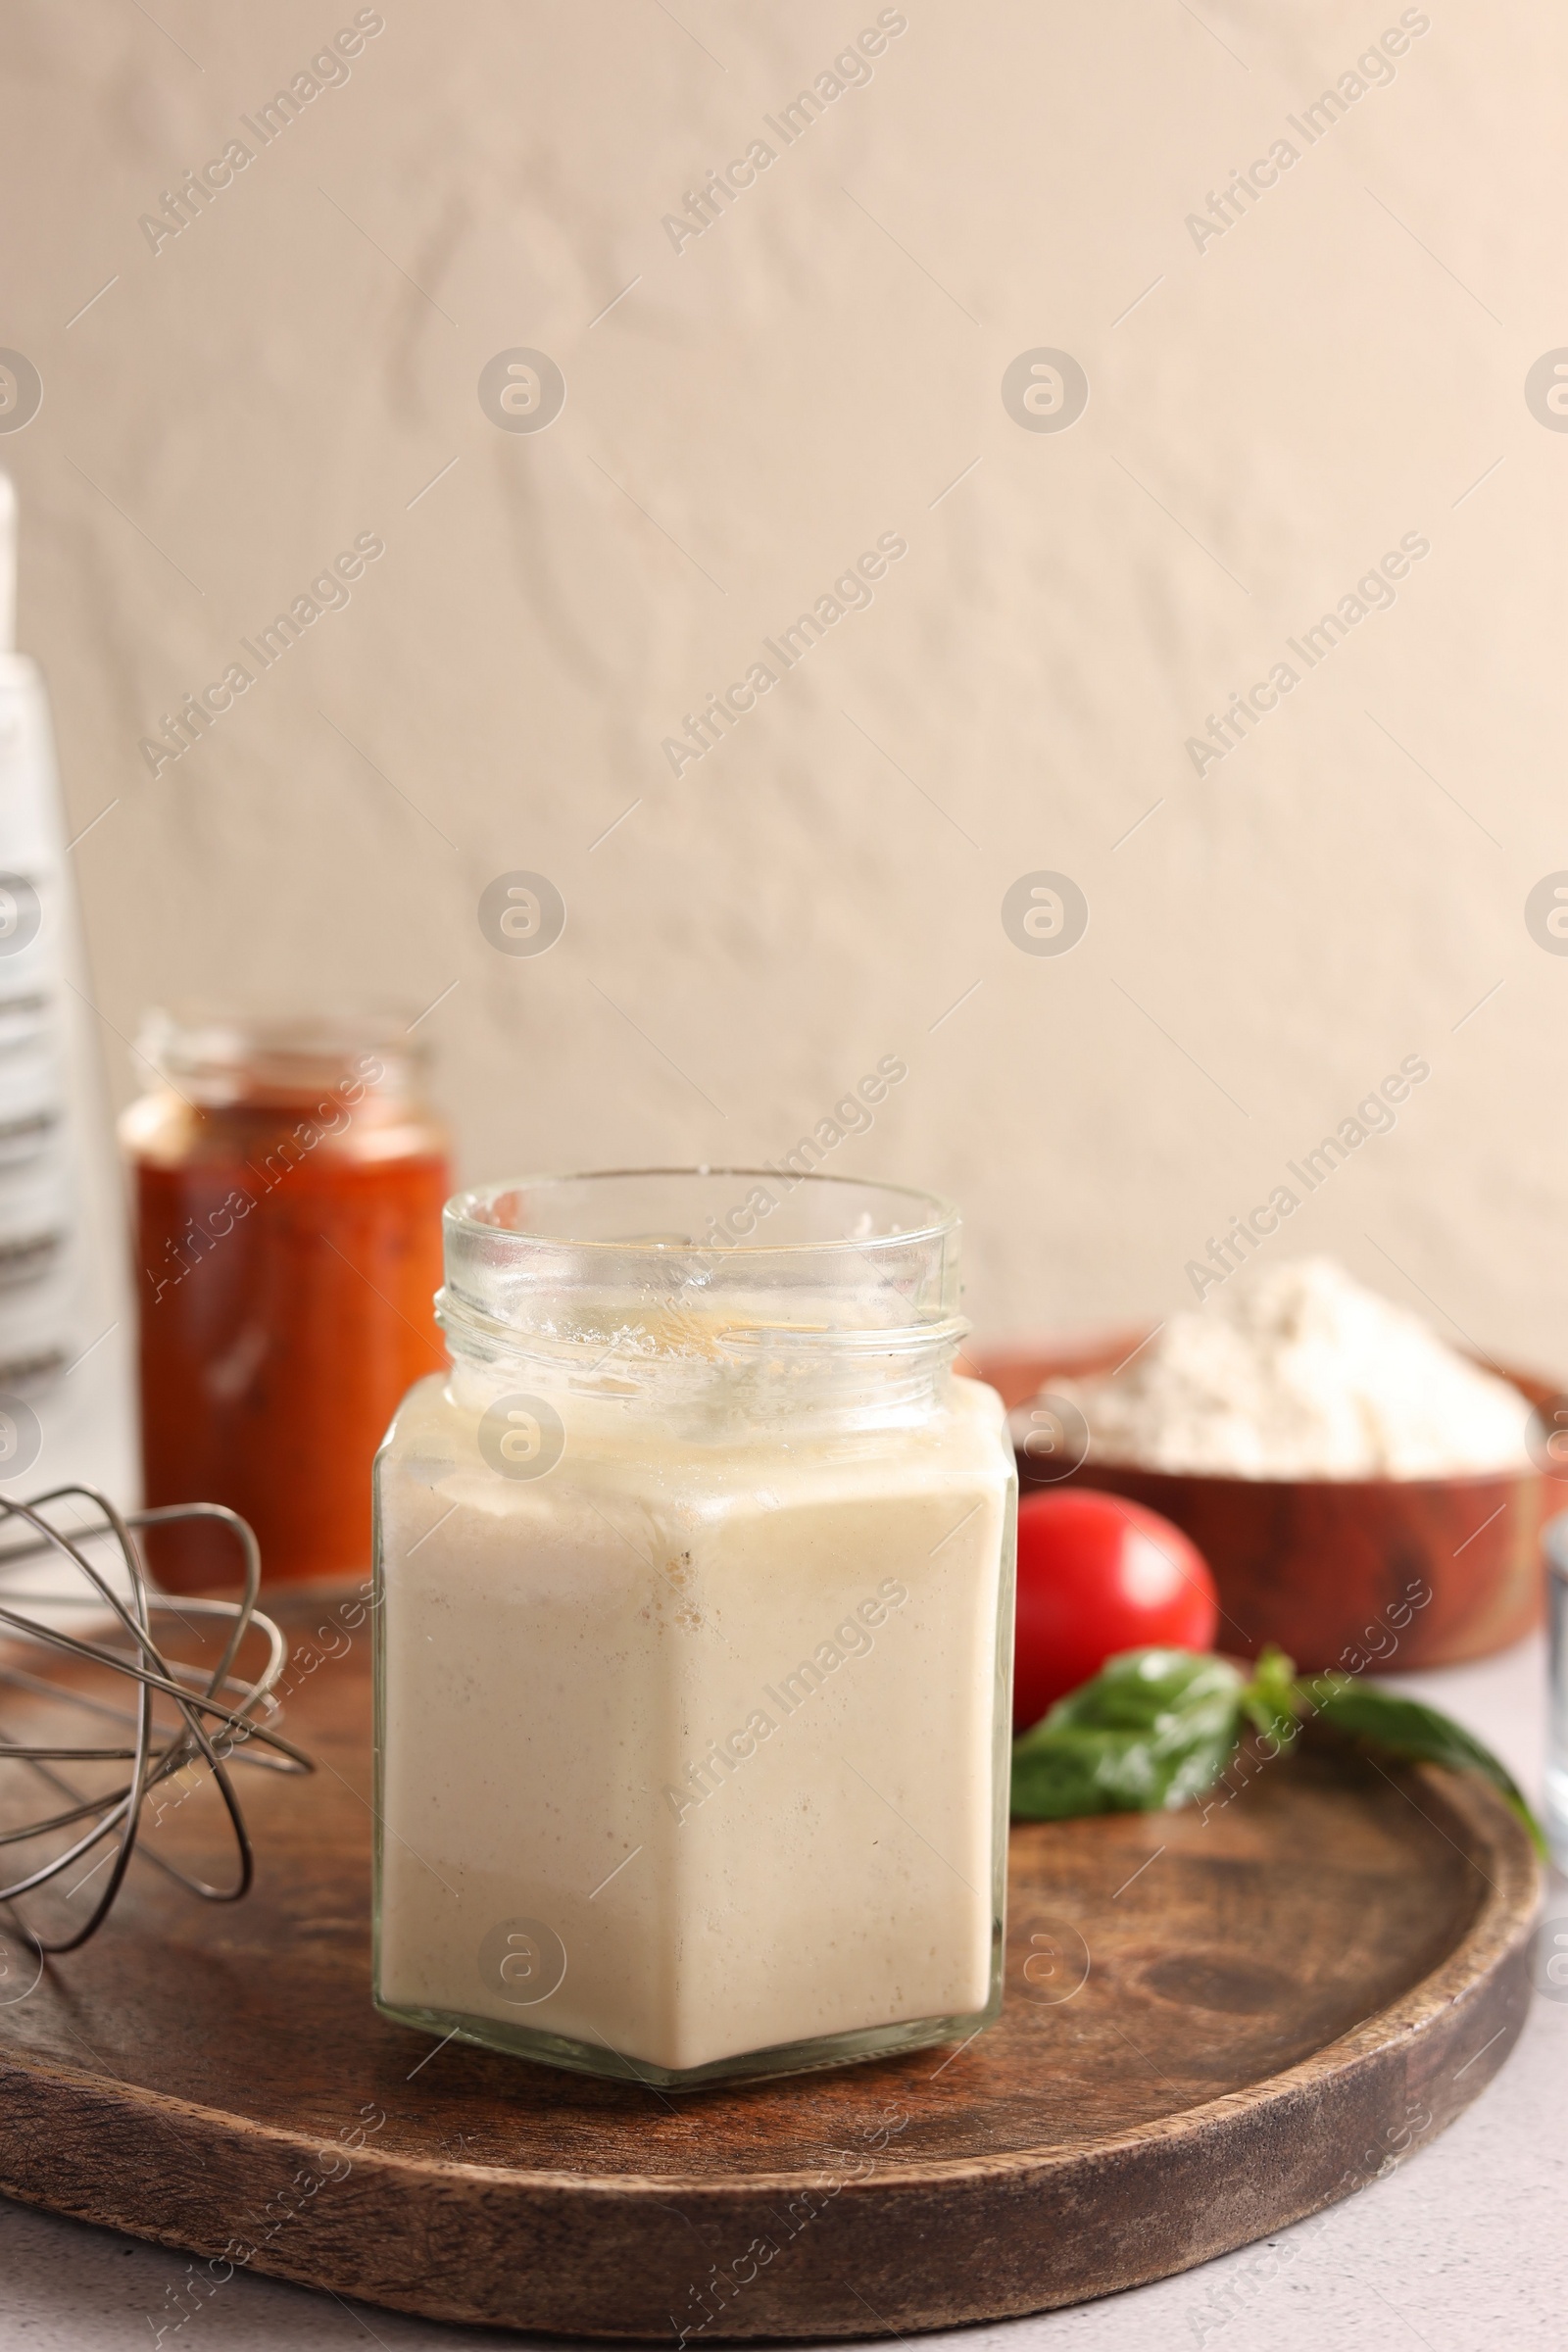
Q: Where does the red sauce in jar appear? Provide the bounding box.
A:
[121,1019,448,1592]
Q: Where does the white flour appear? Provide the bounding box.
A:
[1052,1258,1533,1481]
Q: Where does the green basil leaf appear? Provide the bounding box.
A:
[1009,1642,1547,1855]
[1022,1646,1247,1738]
[1240,1643,1298,1741]
[1011,1647,1246,1819]
[1299,1673,1547,1859]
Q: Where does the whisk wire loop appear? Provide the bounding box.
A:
[0,1487,312,1954]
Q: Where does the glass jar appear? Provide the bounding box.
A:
[120,1011,448,1592]
[372,1169,1016,2089]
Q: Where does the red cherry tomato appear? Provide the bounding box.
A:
[1012,1488,1219,1734]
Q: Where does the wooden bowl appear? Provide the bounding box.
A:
[974,1336,1564,1673]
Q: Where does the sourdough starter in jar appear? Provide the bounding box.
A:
[372,1171,1014,2088]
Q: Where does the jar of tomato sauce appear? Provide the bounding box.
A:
[121,1012,448,1592]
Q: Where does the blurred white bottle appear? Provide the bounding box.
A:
[0,472,136,1502]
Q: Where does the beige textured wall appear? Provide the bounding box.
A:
[3,0,1565,1364]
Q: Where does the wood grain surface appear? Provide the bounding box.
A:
[0,1589,1541,2339]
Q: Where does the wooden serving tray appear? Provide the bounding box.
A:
[0,1592,1540,2340]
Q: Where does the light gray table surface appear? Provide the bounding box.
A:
[1,1637,1562,2352]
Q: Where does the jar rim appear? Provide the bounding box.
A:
[446,1168,958,1258]
[439,1169,966,1396]
[136,1005,426,1104]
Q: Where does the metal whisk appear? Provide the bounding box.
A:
[0,1484,312,1954]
